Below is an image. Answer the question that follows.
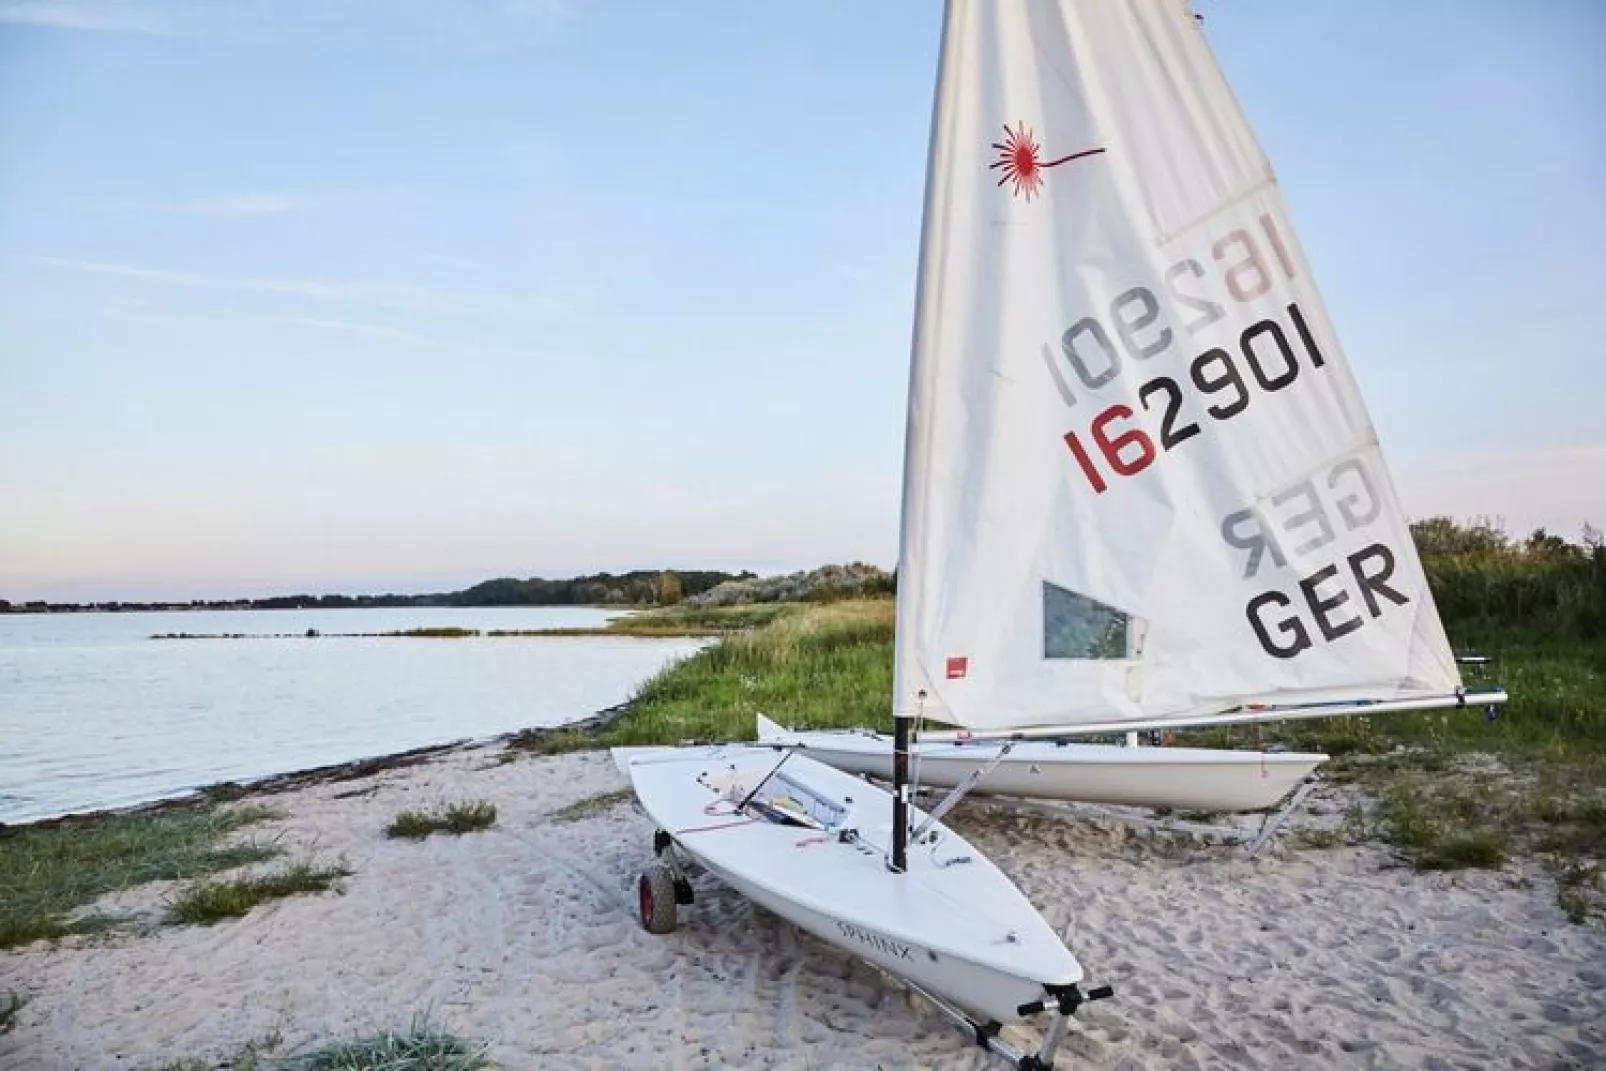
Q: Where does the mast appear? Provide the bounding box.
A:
[892,0,961,875]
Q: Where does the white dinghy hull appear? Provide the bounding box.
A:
[617,743,1084,1027]
[757,716,1327,813]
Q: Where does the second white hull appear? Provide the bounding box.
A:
[757,717,1326,813]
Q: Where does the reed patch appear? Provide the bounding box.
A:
[168,858,350,925]
[385,800,498,840]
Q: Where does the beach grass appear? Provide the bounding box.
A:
[0,804,282,949]
[384,800,498,840]
[1179,636,1606,762]
[1289,747,1606,916]
[279,1017,492,1071]
[151,1018,487,1071]
[595,598,895,747]
[168,858,350,925]
[550,788,634,823]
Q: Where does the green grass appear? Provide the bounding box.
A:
[1553,860,1603,924]
[595,599,895,747]
[168,858,350,925]
[385,800,498,840]
[0,804,282,949]
[550,788,634,823]
[150,1019,487,1071]
[1290,748,1606,921]
[279,1016,492,1071]
[1374,774,1513,870]
[1169,636,1605,762]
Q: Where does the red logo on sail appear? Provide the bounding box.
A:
[990,122,1105,201]
[946,656,969,680]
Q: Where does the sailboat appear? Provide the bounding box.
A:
[617,1,1507,1065]
[755,713,1328,813]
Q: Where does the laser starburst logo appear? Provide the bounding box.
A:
[990,121,1106,201]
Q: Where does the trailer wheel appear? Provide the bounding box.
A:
[638,863,678,934]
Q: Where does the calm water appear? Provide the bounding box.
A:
[0,607,706,824]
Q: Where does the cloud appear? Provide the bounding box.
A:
[33,256,567,318]
[183,194,314,218]
[0,0,169,34]
[286,317,439,347]
[34,258,198,287]
[0,0,572,48]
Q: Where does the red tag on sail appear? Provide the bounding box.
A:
[945,656,969,680]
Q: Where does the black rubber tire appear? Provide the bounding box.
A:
[638,863,678,934]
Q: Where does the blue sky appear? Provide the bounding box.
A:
[1,1,1602,601]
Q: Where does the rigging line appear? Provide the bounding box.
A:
[737,749,793,812]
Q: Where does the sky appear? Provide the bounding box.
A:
[1,1,1602,602]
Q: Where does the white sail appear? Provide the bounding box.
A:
[893,0,1460,732]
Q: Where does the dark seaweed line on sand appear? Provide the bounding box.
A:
[0,702,634,833]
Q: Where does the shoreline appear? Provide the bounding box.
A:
[0,701,632,834]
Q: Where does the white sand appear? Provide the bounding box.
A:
[3,745,1603,1070]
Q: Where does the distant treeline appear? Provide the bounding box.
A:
[1414,517,1605,640]
[0,568,755,615]
[6,520,1602,637]
[686,562,895,607]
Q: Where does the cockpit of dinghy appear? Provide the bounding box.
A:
[694,756,849,831]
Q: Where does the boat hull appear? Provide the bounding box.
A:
[619,743,1082,1025]
[757,717,1327,813]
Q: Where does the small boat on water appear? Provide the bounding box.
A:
[754,714,1327,813]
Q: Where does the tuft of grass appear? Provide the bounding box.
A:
[169,858,349,925]
[0,805,282,949]
[1329,756,1606,920]
[503,726,592,756]
[550,789,633,823]
[1553,861,1602,925]
[280,1015,492,1071]
[385,801,498,840]
[1,990,26,1036]
[1292,825,1347,850]
[1368,774,1511,871]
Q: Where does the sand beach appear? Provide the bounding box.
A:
[2,740,1602,1070]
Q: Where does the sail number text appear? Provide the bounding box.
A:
[1062,303,1324,494]
[1046,216,1321,495]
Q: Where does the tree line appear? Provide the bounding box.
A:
[0,569,754,614]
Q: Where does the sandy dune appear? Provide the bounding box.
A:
[3,745,1602,1069]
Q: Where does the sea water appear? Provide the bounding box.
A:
[0,607,705,823]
